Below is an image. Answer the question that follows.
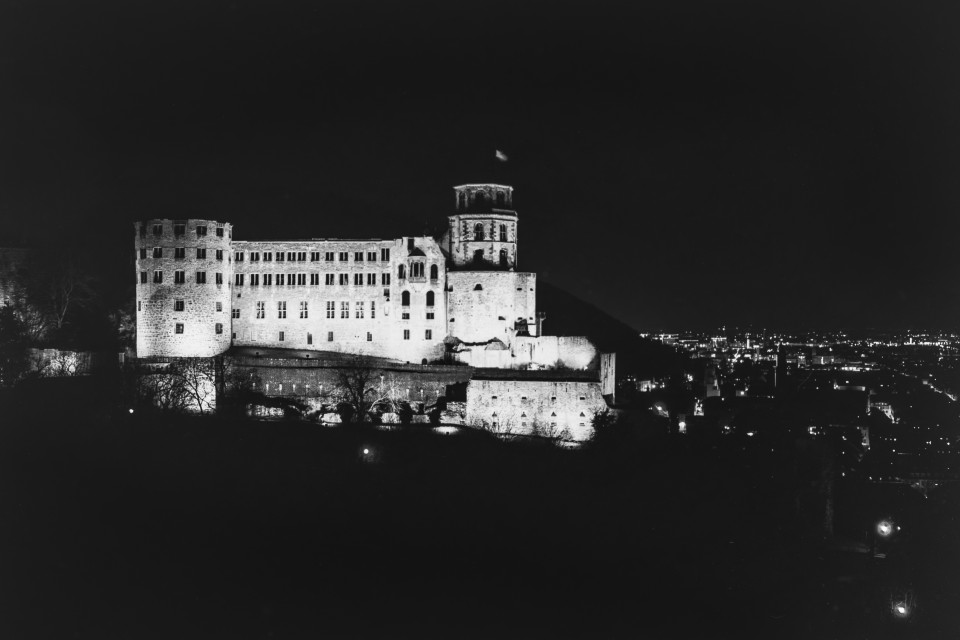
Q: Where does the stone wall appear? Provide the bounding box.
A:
[135,219,234,357]
[466,376,607,442]
[446,270,536,345]
[451,335,599,370]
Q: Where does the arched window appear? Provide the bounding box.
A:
[474,223,485,241]
[426,291,435,307]
[499,224,507,242]
[496,191,505,207]
[458,193,465,209]
[398,264,406,279]
[411,262,424,278]
[474,191,486,207]
[430,264,438,280]
[499,249,508,266]
[401,291,410,306]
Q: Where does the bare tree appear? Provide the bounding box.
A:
[172,358,217,414]
[330,356,409,423]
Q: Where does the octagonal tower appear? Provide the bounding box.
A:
[447,184,518,270]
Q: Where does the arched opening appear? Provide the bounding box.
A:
[426,291,435,306]
[458,193,465,209]
[474,284,483,291]
[401,290,410,306]
[398,264,406,279]
[474,191,486,207]
[411,262,424,278]
[474,223,485,241]
[499,249,508,266]
[430,264,438,280]
[496,191,505,207]
[499,223,507,242]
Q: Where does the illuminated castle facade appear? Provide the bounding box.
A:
[133,184,583,366]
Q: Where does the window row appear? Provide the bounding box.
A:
[397,263,439,280]
[233,248,390,263]
[141,271,222,284]
[140,223,227,238]
[141,248,225,260]
[233,273,393,287]
[246,300,378,320]
[463,222,511,242]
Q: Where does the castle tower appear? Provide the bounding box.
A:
[446,184,517,270]
[134,219,234,357]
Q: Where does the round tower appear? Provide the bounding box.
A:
[134,219,234,357]
[447,184,518,270]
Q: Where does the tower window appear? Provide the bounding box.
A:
[474,284,483,291]
[426,291,435,307]
[430,264,438,280]
[474,223,485,241]
[175,323,184,334]
[401,291,410,306]
[215,323,223,334]
[499,224,507,241]
[174,299,184,311]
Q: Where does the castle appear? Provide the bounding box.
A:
[134,183,612,440]
[135,183,598,369]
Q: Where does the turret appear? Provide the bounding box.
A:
[447,184,518,270]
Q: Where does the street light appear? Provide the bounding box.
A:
[876,520,894,538]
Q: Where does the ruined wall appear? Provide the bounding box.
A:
[451,335,598,370]
[446,271,536,345]
[231,237,446,363]
[465,377,607,442]
[135,219,234,358]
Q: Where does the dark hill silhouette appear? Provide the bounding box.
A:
[537,280,684,378]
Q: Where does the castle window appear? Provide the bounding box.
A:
[310,273,319,286]
[474,192,486,207]
[339,274,348,285]
[403,329,410,340]
[426,291,435,307]
[367,332,372,341]
[174,223,185,236]
[264,252,272,261]
[325,274,334,285]
[407,238,415,251]
[499,249,508,266]
[307,332,313,345]
[174,299,184,311]
[216,227,224,237]
[310,251,320,262]
[382,273,391,286]
[195,225,207,237]
[197,248,207,259]
[473,284,483,291]
[215,323,223,334]
[579,396,586,401]
[175,271,186,284]
[398,264,406,279]
[263,274,272,286]
[140,271,147,284]
[326,301,335,318]
[216,302,222,312]
[287,252,295,261]
[367,251,377,261]
[277,301,287,319]
[139,248,147,259]
[276,252,284,262]
[402,312,410,320]
[216,250,223,261]
[354,251,364,262]
[551,397,556,402]
[430,264,438,281]
[325,252,334,261]
[381,248,390,261]
[250,252,259,262]
[474,223,485,241]
[297,273,306,286]
[426,312,434,319]
[340,301,349,318]
[371,301,376,318]
[235,251,244,262]
[152,247,162,258]
[279,331,285,342]
[216,273,223,285]
[473,249,484,264]
[174,247,185,259]
[367,273,376,286]
[401,291,410,306]
[137,301,142,311]
[175,323,184,334]
[233,273,243,286]
[425,329,432,340]
[338,252,348,261]
[411,262,424,278]
[356,301,365,318]
[458,192,465,209]
[328,331,334,342]
[299,301,308,318]
[354,273,363,286]
[153,224,163,236]
[196,271,207,284]
[256,302,265,318]
[297,252,306,262]
[231,308,239,319]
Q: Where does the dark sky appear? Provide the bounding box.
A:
[2,0,959,331]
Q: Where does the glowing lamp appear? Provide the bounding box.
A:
[876,520,894,537]
[363,448,370,455]
[128,408,134,414]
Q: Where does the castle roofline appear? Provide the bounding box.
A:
[453,183,513,190]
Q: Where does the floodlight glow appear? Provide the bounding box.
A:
[363,448,369,455]
[128,408,134,414]
[877,520,894,537]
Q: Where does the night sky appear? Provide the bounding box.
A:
[2,0,959,331]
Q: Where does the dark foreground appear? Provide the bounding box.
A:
[0,379,957,639]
